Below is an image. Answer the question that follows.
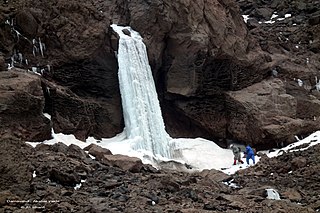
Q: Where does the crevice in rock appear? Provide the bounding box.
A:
[41,80,53,116]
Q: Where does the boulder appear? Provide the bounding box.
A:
[84,144,113,160]
[15,10,38,37]
[291,157,307,170]
[198,169,230,183]
[282,188,302,201]
[99,154,143,173]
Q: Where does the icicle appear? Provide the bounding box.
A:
[32,39,37,56]
[7,63,13,70]
[315,76,320,91]
[10,56,14,68]
[12,28,21,41]
[39,37,44,57]
[47,64,51,72]
[25,59,28,65]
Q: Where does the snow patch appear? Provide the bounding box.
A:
[242,15,250,23]
[43,113,51,120]
[74,183,81,190]
[285,14,292,18]
[266,131,320,158]
[266,189,281,200]
[74,179,86,190]
[88,154,95,160]
[223,179,241,189]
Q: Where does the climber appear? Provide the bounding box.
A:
[230,144,244,165]
[244,144,255,165]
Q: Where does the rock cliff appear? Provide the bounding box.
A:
[0,0,319,148]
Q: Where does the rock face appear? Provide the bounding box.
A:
[232,0,320,147]
[125,0,268,145]
[226,78,320,148]
[0,0,319,148]
[0,0,264,144]
[0,70,51,141]
[0,0,123,141]
[1,139,319,212]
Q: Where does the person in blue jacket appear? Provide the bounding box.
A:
[245,144,255,165]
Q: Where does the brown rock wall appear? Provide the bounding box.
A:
[0,70,51,141]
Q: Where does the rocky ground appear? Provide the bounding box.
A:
[0,139,319,212]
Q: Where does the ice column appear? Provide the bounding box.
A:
[111,24,172,159]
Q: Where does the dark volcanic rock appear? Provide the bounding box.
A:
[0,139,34,197]
[0,0,123,141]
[84,144,113,160]
[0,70,51,141]
[229,0,320,148]
[234,144,320,212]
[0,139,319,212]
[226,78,320,148]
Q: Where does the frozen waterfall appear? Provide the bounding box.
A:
[111,24,173,159]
